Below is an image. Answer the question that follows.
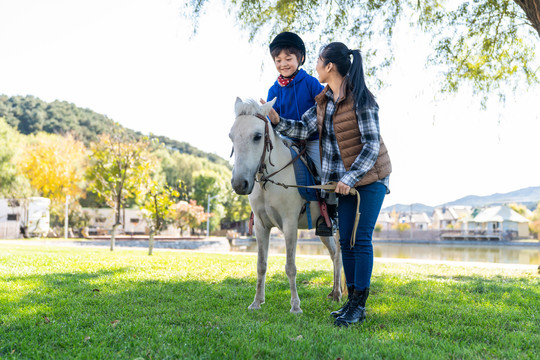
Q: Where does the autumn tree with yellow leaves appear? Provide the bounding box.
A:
[17,133,88,229]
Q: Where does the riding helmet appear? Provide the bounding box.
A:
[269,32,306,65]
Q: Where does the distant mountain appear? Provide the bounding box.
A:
[0,94,230,168]
[442,186,540,209]
[384,186,540,213]
[383,203,434,214]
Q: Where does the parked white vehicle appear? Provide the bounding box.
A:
[26,197,51,236]
[0,197,50,238]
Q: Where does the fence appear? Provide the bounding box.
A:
[374,229,442,241]
[374,229,524,242]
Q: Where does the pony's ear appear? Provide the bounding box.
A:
[234,97,243,116]
[260,97,277,116]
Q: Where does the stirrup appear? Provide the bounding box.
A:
[315,216,335,236]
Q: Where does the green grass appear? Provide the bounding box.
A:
[0,244,539,360]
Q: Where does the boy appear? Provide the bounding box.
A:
[267,32,336,236]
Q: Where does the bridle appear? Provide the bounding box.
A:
[230,112,304,189]
[253,113,275,178]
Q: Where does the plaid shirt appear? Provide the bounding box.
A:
[274,89,390,194]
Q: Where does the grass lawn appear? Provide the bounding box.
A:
[0,244,539,360]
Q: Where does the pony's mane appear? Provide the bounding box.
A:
[235,98,292,147]
[235,98,262,117]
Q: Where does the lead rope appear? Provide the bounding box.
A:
[266,181,361,248]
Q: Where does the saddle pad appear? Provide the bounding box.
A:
[290,147,318,202]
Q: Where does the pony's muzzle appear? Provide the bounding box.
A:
[231,177,254,195]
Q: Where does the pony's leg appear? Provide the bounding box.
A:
[248,224,271,311]
[319,233,343,302]
[283,223,302,314]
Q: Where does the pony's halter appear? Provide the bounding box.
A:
[253,113,275,176]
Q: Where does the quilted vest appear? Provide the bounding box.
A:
[315,83,392,187]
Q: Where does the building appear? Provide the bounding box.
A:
[432,206,472,229]
[0,197,50,238]
[376,211,394,231]
[82,208,184,237]
[464,205,530,238]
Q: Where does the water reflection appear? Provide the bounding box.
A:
[230,239,540,265]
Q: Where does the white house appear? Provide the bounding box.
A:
[409,212,432,230]
[376,211,394,231]
[432,206,472,229]
[465,205,530,238]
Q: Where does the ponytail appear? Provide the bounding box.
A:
[348,49,376,109]
[319,43,376,109]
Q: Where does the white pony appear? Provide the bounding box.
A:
[229,97,342,314]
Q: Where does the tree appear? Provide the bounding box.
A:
[223,191,252,222]
[86,128,157,250]
[17,132,87,230]
[138,181,179,255]
[0,118,31,197]
[528,202,540,239]
[184,0,539,102]
[175,200,210,235]
[508,203,529,216]
[18,133,87,203]
[191,170,228,233]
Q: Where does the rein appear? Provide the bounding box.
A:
[266,181,361,248]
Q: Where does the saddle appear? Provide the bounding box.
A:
[289,143,319,202]
[289,142,331,230]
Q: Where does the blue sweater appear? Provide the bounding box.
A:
[267,68,324,141]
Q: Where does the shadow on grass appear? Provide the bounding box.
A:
[0,266,343,358]
[2,258,540,359]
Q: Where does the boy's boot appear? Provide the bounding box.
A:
[330,285,354,318]
[334,288,369,327]
[315,203,337,236]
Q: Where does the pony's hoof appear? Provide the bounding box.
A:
[290,307,303,314]
[327,290,342,302]
[248,302,262,311]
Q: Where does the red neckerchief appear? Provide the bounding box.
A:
[277,70,298,87]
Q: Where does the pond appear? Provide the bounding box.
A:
[230,239,540,266]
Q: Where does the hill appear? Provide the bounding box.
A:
[0,94,230,168]
[443,186,540,209]
[384,186,540,213]
[383,203,435,214]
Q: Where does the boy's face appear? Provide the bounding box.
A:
[273,50,300,78]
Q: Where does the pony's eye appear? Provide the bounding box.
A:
[254,133,262,141]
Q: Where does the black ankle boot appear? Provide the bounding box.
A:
[330,285,354,318]
[334,288,369,327]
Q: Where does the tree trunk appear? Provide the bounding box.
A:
[110,223,118,251]
[148,228,156,256]
[111,197,121,251]
[514,0,540,37]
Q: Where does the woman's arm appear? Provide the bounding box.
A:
[340,106,381,187]
[264,101,318,140]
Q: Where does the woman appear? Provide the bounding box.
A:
[266,42,392,327]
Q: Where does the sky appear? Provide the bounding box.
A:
[1,0,539,209]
